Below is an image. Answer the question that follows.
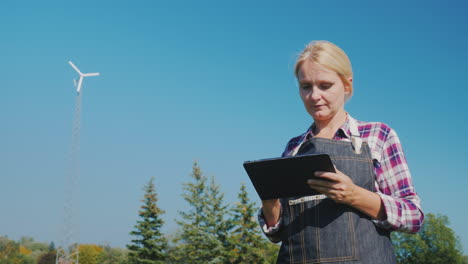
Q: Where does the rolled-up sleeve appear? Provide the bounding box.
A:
[372,128,424,233]
[257,206,283,243]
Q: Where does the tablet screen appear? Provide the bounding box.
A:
[243,154,335,200]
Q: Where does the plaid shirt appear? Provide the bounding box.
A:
[258,115,424,242]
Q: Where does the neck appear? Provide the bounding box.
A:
[314,110,347,138]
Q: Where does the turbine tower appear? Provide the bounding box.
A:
[56,61,99,264]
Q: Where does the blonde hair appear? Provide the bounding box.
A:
[294,40,353,100]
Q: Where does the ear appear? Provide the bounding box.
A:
[345,77,353,95]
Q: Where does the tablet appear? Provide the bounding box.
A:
[243,154,335,200]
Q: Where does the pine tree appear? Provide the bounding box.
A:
[229,183,279,264]
[127,177,167,264]
[171,162,231,264]
[205,176,234,251]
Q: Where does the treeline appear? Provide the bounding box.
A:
[2,162,467,264]
[0,236,55,264]
[0,236,127,264]
[1,162,278,264]
[392,213,467,264]
[126,162,279,264]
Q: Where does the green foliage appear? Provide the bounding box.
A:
[170,163,282,264]
[100,244,128,264]
[392,213,464,264]
[0,237,17,260]
[127,177,167,264]
[463,255,468,264]
[264,242,281,264]
[229,183,277,264]
[19,236,50,261]
[78,244,104,264]
[37,251,56,264]
[205,176,234,249]
[0,236,34,264]
[171,162,233,264]
[20,237,48,253]
[48,242,55,252]
[0,236,129,264]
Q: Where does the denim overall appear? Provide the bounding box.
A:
[276,118,396,264]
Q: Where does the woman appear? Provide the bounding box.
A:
[258,41,424,264]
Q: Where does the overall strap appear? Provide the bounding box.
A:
[349,116,362,154]
[290,142,302,157]
[290,116,363,156]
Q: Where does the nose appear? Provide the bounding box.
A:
[309,87,321,101]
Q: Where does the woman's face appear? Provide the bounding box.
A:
[297,60,351,122]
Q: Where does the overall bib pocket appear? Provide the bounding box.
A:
[285,197,358,263]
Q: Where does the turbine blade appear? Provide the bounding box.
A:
[76,77,84,93]
[82,72,100,77]
[68,61,83,75]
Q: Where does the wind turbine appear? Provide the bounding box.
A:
[68,61,100,94]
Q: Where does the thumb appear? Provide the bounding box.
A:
[333,165,340,173]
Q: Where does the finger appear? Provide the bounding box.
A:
[308,185,328,194]
[314,171,341,182]
[309,186,337,198]
[334,166,346,176]
[308,180,338,192]
[307,179,335,188]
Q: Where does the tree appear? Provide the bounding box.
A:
[392,213,463,264]
[264,242,281,264]
[48,242,55,252]
[171,162,232,264]
[0,237,18,261]
[78,244,103,264]
[17,236,52,262]
[127,177,167,264]
[229,183,278,264]
[100,244,128,264]
[37,251,57,264]
[19,245,32,256]
[205,176,234,252]
[0,236,34,264]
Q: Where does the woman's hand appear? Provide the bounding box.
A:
[261,199,281,228]
[307,167,357,205]
[308,167,386,220]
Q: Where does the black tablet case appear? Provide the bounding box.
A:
[243,154,335,200]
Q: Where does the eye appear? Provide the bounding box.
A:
[319,82,333,90]
[300,83,312,90]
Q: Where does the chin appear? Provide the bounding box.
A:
[310,112,330,121]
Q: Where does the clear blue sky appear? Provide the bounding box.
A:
[2,0,468,253]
